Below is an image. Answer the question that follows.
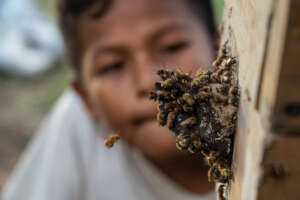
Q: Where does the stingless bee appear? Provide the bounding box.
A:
[104,134,120,148]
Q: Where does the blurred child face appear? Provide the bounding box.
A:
[77,0,215,160]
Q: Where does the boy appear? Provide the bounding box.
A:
[3,0,218,199]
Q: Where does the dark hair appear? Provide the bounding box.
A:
[57,0,216,77]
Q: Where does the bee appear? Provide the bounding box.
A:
[213,56,224,68]
[166,112,176,129]
[195,69,210,77]
[180,117,196,128]
[187,139,202,154]
[203,152,218,166]
[182,93,195,106]
[229,86,238,95]
[176,98,184,105]
[155,90,171,100]
[156,110,166,126]
[104,134,120,148]
[217,184,227,200]
[207,164,218,182]
[187,145,198,154]
[176,133,191,150]
[208,162,232,183]
[213,93,228,104]
[164,102,175,111]
[228,96,239,107]
[211,72,221,83]
[219,165,232,181]
[226,57,236,66]
[172,69,192,81]
[161,78,175,88]
[149,91,158,100]
[183,105,193,112]
[192,74,210,87]
[197,91,211,100]
[214,68,225,77]
[157,69,170,80]
[216,84,228,95]
[221,75,230,83]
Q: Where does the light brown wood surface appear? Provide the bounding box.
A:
[220,0,300,199]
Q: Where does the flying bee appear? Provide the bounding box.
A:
[104,134,120,148]
[180,117,196,128]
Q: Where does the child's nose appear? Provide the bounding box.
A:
[133,54,158,98]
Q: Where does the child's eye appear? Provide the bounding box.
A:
[96,61,125,75]
[162,41,189,53]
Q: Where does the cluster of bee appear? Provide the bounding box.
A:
[150,43,239,198]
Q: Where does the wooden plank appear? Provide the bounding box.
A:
[258,0,291,132]
[220,0,300,199]
[220,0,274,199]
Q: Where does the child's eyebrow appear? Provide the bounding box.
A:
[149,23,187,43]
[93,45,128,56]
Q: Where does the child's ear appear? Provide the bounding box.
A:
[72,79,101,120]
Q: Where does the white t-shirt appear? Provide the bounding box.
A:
[2,89,216,200]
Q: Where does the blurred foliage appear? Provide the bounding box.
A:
[35,0,56,17]
[213,0,225,24]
